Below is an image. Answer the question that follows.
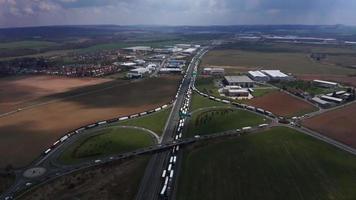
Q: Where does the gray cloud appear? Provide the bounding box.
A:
[0,0,356,27]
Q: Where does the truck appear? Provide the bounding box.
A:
[119,116,129,121]
[161,170,167,178]
[242,126,252,131]
[98,121,107,125]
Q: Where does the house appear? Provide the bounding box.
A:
[224,76,254,88]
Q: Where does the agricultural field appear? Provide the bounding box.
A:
[252,87,278,97]
[177,127,356,200]
[303,103,356,149]
[0,172,15,195]
[202,42,356,76]
[185,108,267,138]
[0,75,180,168]
[0,75,111,113]
[247,91,318,117]
[20,156,150,200]
[0,40,59,50]
[118,107,172,136]
[59,127,154,164]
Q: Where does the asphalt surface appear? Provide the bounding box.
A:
[135,49,208,200]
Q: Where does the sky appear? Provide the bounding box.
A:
[0,0,356,28]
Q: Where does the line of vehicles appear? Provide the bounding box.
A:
[160,89,192,198]
[160,49,200,198]
[41,103,172,157]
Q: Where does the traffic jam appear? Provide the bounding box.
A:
[41,103,172,158]
[160,81,193,198]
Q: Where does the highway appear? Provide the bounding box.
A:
[135,48,208,200]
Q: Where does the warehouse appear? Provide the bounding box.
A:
[224,76,254,88]
[182,48,197,55]
[203,68,225,76]
[261,70,291,81]
[248,71,270,82]
[225,89,250,97]
[126,68,149,78]
[320,95,343,104]
[159,68,182,74]
[313,80,338,88]
[123,46,153,52]
[311,97,331,108]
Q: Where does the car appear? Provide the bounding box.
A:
[4,196,13,200]
[94,160,101,163]
[194,135,200,138]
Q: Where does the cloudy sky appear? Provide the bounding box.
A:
[0,0,356,28]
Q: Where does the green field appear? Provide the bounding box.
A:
[0,40,59,50]
[178,127,356,200]
[59,127,154,164]
[252,87,277,97]
[202,49,356,76]
[186,108,267,137]
[118,107,172,136]
[190,92,227,111]
[195,77,221,97]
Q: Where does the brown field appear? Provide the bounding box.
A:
[0,76,180,168]
[0,75,111,113]
[202,50,356,75]
[298,74,356,87]
[303,103,356,148]
[247,91,318,117]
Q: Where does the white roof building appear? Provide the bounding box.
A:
[313,80,338,88]
[121,62,137,67]
[248,71,270,82]
[182,48,197,54]
[261,70,289,78]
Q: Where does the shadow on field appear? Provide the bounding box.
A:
[0,121,55,169]
[43,76,180,109]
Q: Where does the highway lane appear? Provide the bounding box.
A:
[135,49,207,200]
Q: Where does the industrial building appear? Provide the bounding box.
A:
[222,86,249,97]
[224,76,254,88]
[320,95,343,103]
[126,68,149,78]
[311,97,331,108]
[121,62,137,68]
[182,48,197,55]
[261,70,291,81]
[159,68,183,74]
[248,71,270,82]
[313,80,338,88]
[203,68,225,76]
[123,46,153,52]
